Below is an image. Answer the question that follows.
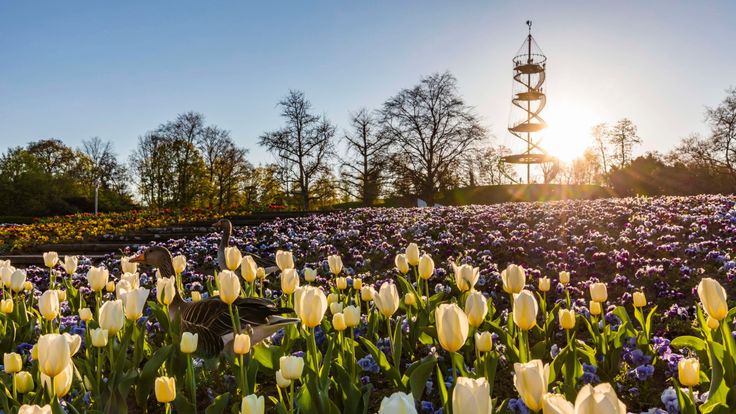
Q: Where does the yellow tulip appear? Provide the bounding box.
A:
[56,289,66,302]
[105,281,115,293]
[62,255,78,275]
[87,266,109,292]
[678,358,700,386]
[475,331,493,353]
[328,254,343,275]
[91,328,108,347]
[281,268,300,295]
[180,332,198,354]
[172,255,187,275]
[294,286,328,328]
[304,267,317,282]
[240,394,265,414]
[30,345,37,361]
[330,302,343,315]
[336,277,347,290]
[18,405,51,414]
[436,303,469,353]
[454,263,480,292]
[374,283,400,318]
[4,352,22,373]
[465,291,488,328]
[452,377,492,414]
[573,383,626,414]
[156,277,176,305]
[418,254,434,280]
[697,278,728,321]
[256,267,266,280]
[542,393,574,414]
[1,298,13,314]
[241,256,257,282]
[395,254,410,274]
[379,392,416,414]
[501,264,526,294]
[513,290,538,331]
[123,287,150,321]
[405,243,420,266]
[120,256,137,274]
[120,272,140,289]
[224,246,242,271]
[589,301,602,316]
[633,291,647,308]
[538,277,551,292]
[37,334,71,377]
[361,286,375,301]
[0,265,14,288]
[275,250,294,271]
[707,316,720,330]
[39,290,59,321]
[234,334,251,355]
[353,278,363,290]
[559,271,570,285]
[191,291,202,302]
[99,300,124,335]
[279,355,305,380]
[10,269,27,293]
[43,251,59,268]
[275,370,291,388]
[327,292,339,305]
[343,305,361,328]
[559,309,576,330]
[14,371,34,394]
[154,376,176,403]
[40,363,73,397]
[218,270,241,305]
[513,359,549,412]
[333,312,347,331]
[405,292,417,306]
[589,283,608,303]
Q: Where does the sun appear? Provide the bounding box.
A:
[538,102,602,163]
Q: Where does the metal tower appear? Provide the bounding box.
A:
[502,21,555,183]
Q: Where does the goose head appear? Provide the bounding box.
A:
[213,219,232,232]
[129,246,176,278]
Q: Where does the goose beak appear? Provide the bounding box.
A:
[129,252,145,263]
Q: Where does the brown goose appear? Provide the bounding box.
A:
[130,246,298,356]
[213,219,278,275]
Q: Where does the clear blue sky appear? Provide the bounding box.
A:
[1,1,734,164]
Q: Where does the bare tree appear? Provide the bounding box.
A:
[81,137,128,192]
[340,109,392,206]
[705,87,736,178]
[591,123,610,174]
[379,72,486,204]
[259,90,335,211]
[608,118,641,168]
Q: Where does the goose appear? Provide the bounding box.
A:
[213,219,278,275]
[130,246,298,356]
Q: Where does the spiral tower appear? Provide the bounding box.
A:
[502,21,555,183]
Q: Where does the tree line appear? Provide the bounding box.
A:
[1,75,734,216]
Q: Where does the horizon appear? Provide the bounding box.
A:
[1,1,734,167]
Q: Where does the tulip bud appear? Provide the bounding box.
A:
[30,345,38,361]
[156,277,176,305]
[91,328,108,347]
[353,278,362,290]
[120,256,138,274]
[405,243,420,266]
[633,291,647,308]
[87,266,109,292]
[294,286,328,328]
[707,316,720,330]
[11,269,26,293]
[513,359,549,412]
[436,303,469,352]
[37,334,71,377]
[1,299,13,314]
[559,309,576,330]
[180,332,198,354]
[379,392,416,414]
[14,371,34,394]
[120,271,141,290]
[105,281,115,293]
[218,271,240,305]
[452,377,492,414]
[275,250,294,271]
[542,393,574,414]
[256,267,266,280]
[63,255,78,275]
[465,291,488,328]
[4,352,22,373]
[475,331,493,353]
[275,370,291,388]
[39,290,59,321]
[56,289,66,302]
[327,292,339,304]
[172,255,187,275]
[343,305,361,328]
[589,300,602,316]
[335,277,347,290]
[328,254,343,276]
[154,376,176,403]
[418,254,434,280]
[281,268,300,295]
[374,283,400,318]
[513,290,538,331]
[559,271,570,285]
[241,394,265,414]
[224,246,242,271]
[501,264,526,294]
[241,256,257,282]
[698,278,728,321]
[361,286,375,301]
[40,363,72,397]
[405,293,417,306]
[280,355,305,380]
[99,300,124,335]
[234,334,251,355]
[538,277,550,292]
[43,251,59,268]
[573,383,626,414]
[678,358,700,387]
[191,291,201,302]
[330,302,343,315]
[304,267,317,282]
[79,307,93,322]
[589,283,608,303]
[24,281,32,291]
[395,254,410,274]
[123,287,150,321]
[453,263,480,292]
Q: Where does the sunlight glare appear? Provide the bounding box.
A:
[539,102,602,163]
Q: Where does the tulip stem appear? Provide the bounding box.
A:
[229,303,241,335]
[11,372,16,401]
[165,402,171,414]
[309,327,321,372]
[450,351,458,384]
[289,382,295,412]
[424,279,430,308]
[240,354,248,396]
[187,356,197,413]
[386,317,395,367]
[97,346,103,408]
